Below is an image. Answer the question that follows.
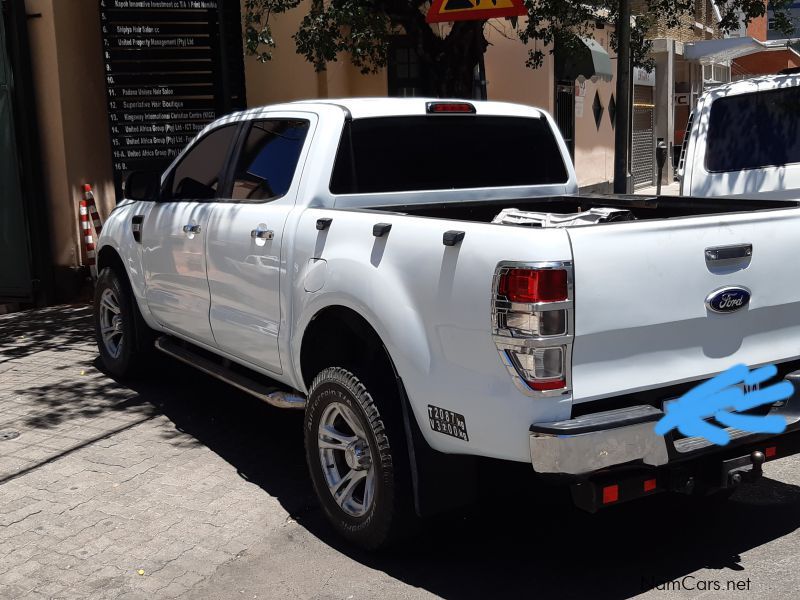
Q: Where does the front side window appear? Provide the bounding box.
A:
[230,119,310,202]
[706,86,800,172]
[166,124,238,201]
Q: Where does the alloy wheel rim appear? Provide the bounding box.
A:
[317,401,376,518]
[99,288,124,359]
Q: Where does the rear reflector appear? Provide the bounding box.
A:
[602,484,619,504]
[530,378,567,391]
[765,446,777,458]
[426,101,476,114]
[499,268,568,303]
[643,478,657,492]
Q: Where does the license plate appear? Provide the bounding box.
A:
[662,381,760,413]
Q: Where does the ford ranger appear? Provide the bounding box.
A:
[94,98,800,549]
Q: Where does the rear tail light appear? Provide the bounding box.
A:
[492,263,573,397]
[510,347,566,385]
[504,310,567,337]
[509,347,567,391]
[499,268,568,303]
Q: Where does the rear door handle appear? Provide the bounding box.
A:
[183,224,201,234]
[251,227,274,240]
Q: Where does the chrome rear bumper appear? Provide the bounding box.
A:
[529,370,800,475]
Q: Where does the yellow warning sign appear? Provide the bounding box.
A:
[426,0,527,23]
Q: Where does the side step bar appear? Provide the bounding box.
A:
[154,336,306,410]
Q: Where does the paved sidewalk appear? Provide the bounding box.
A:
[4,305,800,600]
[0,306,310,599]
[635,180,680,196]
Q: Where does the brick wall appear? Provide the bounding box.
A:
[735,49,800,75]
[632,0,722,42]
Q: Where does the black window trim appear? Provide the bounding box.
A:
[220,115,314,205]
[704,86,800,174]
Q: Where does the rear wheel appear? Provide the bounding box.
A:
[304,367,415,549]
[94,267,152,378]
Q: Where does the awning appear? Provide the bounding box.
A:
[556,37,613,83]
[684,36,800,64]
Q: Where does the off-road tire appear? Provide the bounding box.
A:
[304,367,415,550]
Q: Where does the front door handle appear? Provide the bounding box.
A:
[183,224,202,234]
[251,227,274,240]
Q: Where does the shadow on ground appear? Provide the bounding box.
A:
[123,358,800,600]
[0,305,94,363]
[5,306,800,599]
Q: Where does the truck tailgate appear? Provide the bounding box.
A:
[567,209,800,403]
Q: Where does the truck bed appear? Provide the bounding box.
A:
[366,194,800,223]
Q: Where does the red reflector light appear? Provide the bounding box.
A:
[529,378,566,391]
[765,446,777,458]
[426,102,476,114]
[643,478,657,492]
[499,269,568,303]
[602,484,619,504]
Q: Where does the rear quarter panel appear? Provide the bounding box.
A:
[289,208,573,462]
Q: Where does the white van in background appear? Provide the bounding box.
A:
[678,73,800,198]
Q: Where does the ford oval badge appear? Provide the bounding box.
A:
[705,286,751,314]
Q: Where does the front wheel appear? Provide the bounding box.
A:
[304,367,414,549]
[94,267,152,378]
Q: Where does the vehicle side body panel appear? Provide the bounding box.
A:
[290,207,574,461]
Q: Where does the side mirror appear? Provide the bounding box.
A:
[124,171,161,202]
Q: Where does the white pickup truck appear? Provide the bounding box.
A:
[679,72,800,198]
[95,98,800,549]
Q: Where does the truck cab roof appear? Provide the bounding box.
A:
[226,97,548,121]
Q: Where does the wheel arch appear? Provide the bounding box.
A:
[299,305,397,391]
[97,245,126,276]
[298,304,477,518]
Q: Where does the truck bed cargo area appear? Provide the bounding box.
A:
[368,194,799,224]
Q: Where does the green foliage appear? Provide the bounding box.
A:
[243,1,796,88]
[243,0,303,63]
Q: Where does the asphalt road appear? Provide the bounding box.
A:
[2,306,800,599]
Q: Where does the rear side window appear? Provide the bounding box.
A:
[330,116,569,194]
[706,86,800,172]
[231,119,310,202]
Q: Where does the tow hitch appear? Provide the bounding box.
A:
[721,450,765,489]
[570,447,776,512]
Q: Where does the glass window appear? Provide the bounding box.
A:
[167,124,238,201]
[706,86,800,172]
[231,119,310,202]
[330,116,569,194]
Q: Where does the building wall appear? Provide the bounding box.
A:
[632,0,720,42]
[747,9,768,41]
[243,0,386,106]
[767,1,800,39]
[483,21,616,188]
[25,0,115,282]
[23,1,615,294]
[735,49,800,75]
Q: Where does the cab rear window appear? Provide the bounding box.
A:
[330,116,569,194]
[706,86,800,172]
